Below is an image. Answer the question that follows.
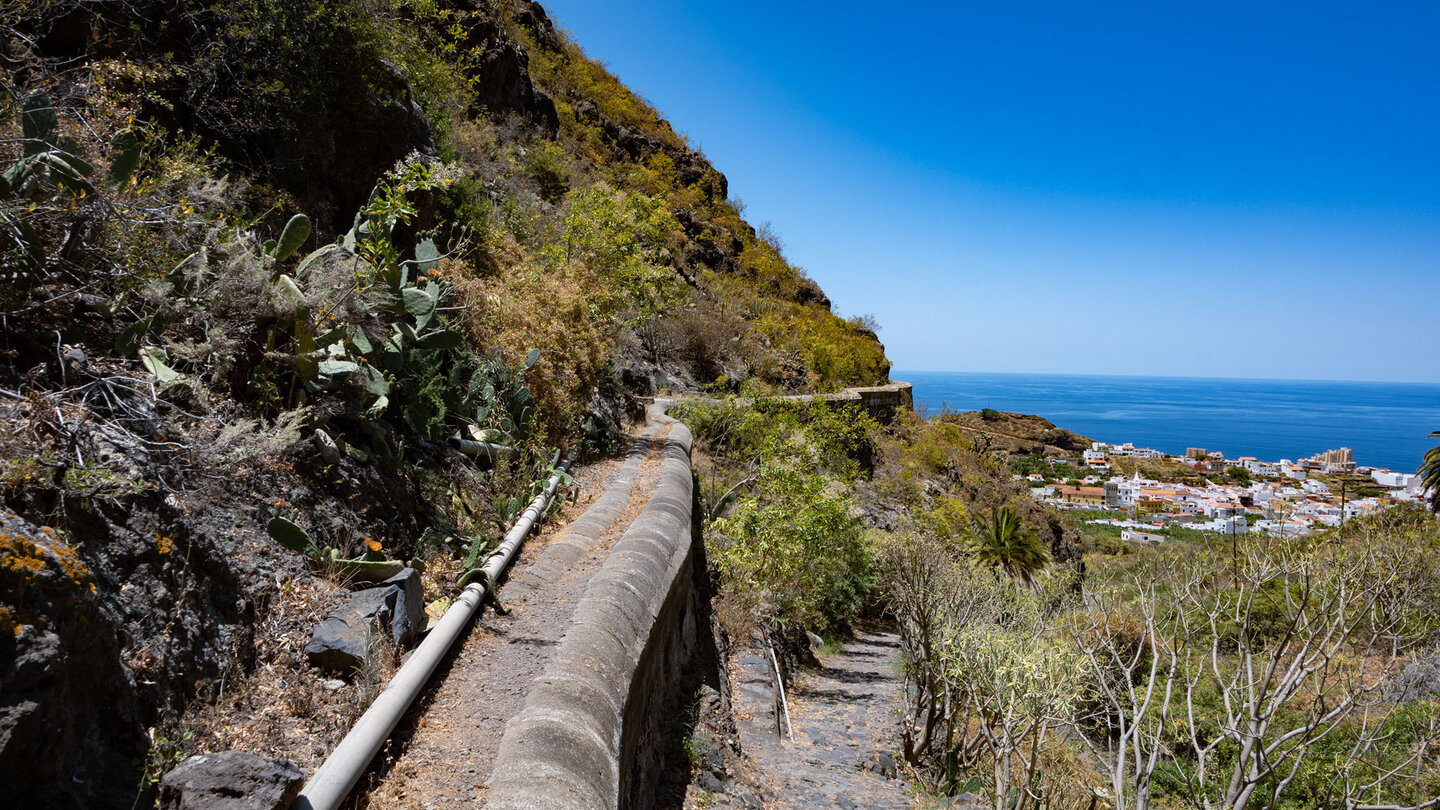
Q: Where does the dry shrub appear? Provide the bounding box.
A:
[164,576,358,775]
[452,242,612,436]
[641,302,759,384]
[355,621,399,710]
[1026,736,1107,810]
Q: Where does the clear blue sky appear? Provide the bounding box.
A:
[540,1,1440,383]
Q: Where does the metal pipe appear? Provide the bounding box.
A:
[764,631,794,743]
[291,456,573,810]
[447,437,517,463]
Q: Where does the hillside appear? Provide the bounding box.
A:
[16,6,1425,810]
[934,410,1092,456]
[0,1,889,806]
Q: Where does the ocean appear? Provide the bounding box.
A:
[895,371,1440,474]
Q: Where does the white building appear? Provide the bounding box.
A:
[1243,458,1280,478]
[1098,442,1163,459]
[1193,515,1248,534]
[1106,475,1144,508]
[1372,470,1417,489]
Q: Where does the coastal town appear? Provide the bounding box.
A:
[1027,441,1429,540]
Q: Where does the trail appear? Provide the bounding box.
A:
[353,421,673,808]
[703,627,916,809]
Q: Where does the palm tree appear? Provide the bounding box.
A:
[1421,431,1440,513]
[969,504,1051,585]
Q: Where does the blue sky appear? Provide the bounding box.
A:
[540,1,1440,382]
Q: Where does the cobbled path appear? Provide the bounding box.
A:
[721,628,917,809]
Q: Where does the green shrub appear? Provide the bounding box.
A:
[522,140,570,201]
[711,436,871,634]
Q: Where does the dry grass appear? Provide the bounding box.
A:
[452,240,615,435]
[165,576,372,775]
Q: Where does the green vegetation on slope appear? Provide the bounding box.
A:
[0,0,895,558]
[884,497,1440,808]
[686,393,1440,808]
[3,0,888,450]
[679,397,880,637]
[681,399,1082,640]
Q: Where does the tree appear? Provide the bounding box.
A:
[943,584,1085,810]
[1072,529,1440,810]
[1420,430,1440,513]
[878,536,995,769]
[879,537,1085,806]
[882,505,1440,809]
[710,435,869,634]
[970,504,1050,585]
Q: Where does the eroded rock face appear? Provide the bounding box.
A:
[159,750,303,810]
[0,511,146,809]
[515,0,564,52]
[449,5,559,134]
[473,39,560,133]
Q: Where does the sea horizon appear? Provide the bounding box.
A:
[893,369,1440,475]
[897,368,1440,388]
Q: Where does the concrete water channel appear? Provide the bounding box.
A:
[291,386,916,809]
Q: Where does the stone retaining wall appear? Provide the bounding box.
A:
[486,408,696,810]
[845,382,913,424]
[659,381,914,426]
[483,384,910,808]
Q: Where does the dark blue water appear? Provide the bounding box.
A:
[895,371,1440,473]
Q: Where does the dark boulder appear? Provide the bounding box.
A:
[158,750,303,810]
[792,276,832,310]
[686,236,728,270]
[306,586,391,673]
[369,567,425,648]
[306,568,425,673]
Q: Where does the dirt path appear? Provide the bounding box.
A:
[355,422,672,809]
[704,628,917,809]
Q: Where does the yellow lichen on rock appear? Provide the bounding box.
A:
[0,527,94,590]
